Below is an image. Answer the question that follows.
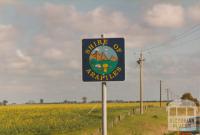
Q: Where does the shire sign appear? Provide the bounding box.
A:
[82,38,125,81]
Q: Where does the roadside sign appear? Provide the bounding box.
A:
[82,38,125,81]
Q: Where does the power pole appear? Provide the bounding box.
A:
[137,51,144,114]
[166,88,169,102]
[160,80,162,107]
[170,92,173,101]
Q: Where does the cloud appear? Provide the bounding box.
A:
[16,49,32,63]
[0,0,16,6]
[45,70,64,77]
[35,34,52,46]
[188,5,200,22]
[0,1,199,103]
[9,61,30,69]
[79,7,129,33]
[37,3,165,49]
[125,24,167,48]
[68,60,80,69]
[8,49,33,70]
[29,2,168,81]
[0,84,32,92]
[0,24,17,50]
[0,24,33,70]
[43,48,64,60]
[0,24,16,40]
[39,3,129,35]
[0,24,18,65]
[145,4,185,28]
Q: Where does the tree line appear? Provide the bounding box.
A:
[1,93,199,105]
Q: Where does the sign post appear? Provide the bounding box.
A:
[102,81,107,135]
[101,34,107,135]
[82,36,125,135]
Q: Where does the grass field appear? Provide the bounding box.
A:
[109,107,168,135]
[0,102,168,135]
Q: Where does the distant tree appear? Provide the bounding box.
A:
[193,98,200,106]
[181,93,193,100]
[181,92,199,106]
[82,97,87,103]
[63,100,68,104]
[26,100,35,104]
[2,100,8,106]
[40,99,44,104]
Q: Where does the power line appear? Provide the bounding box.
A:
[143,23,200,53]
[133,24,200,105]
[151,34,200,55]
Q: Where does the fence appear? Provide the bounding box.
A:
[86,106,150,135]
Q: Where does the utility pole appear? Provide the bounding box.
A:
[170,92,173,101]
[137,51,144,114]
[166,88,169,102]
[160,80,162,107]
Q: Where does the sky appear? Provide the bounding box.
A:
[0,0,200,103]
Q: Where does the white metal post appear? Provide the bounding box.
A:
[101,34,107,135]
[102,81,107,135]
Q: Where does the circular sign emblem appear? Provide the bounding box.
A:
[89,46,118,75]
